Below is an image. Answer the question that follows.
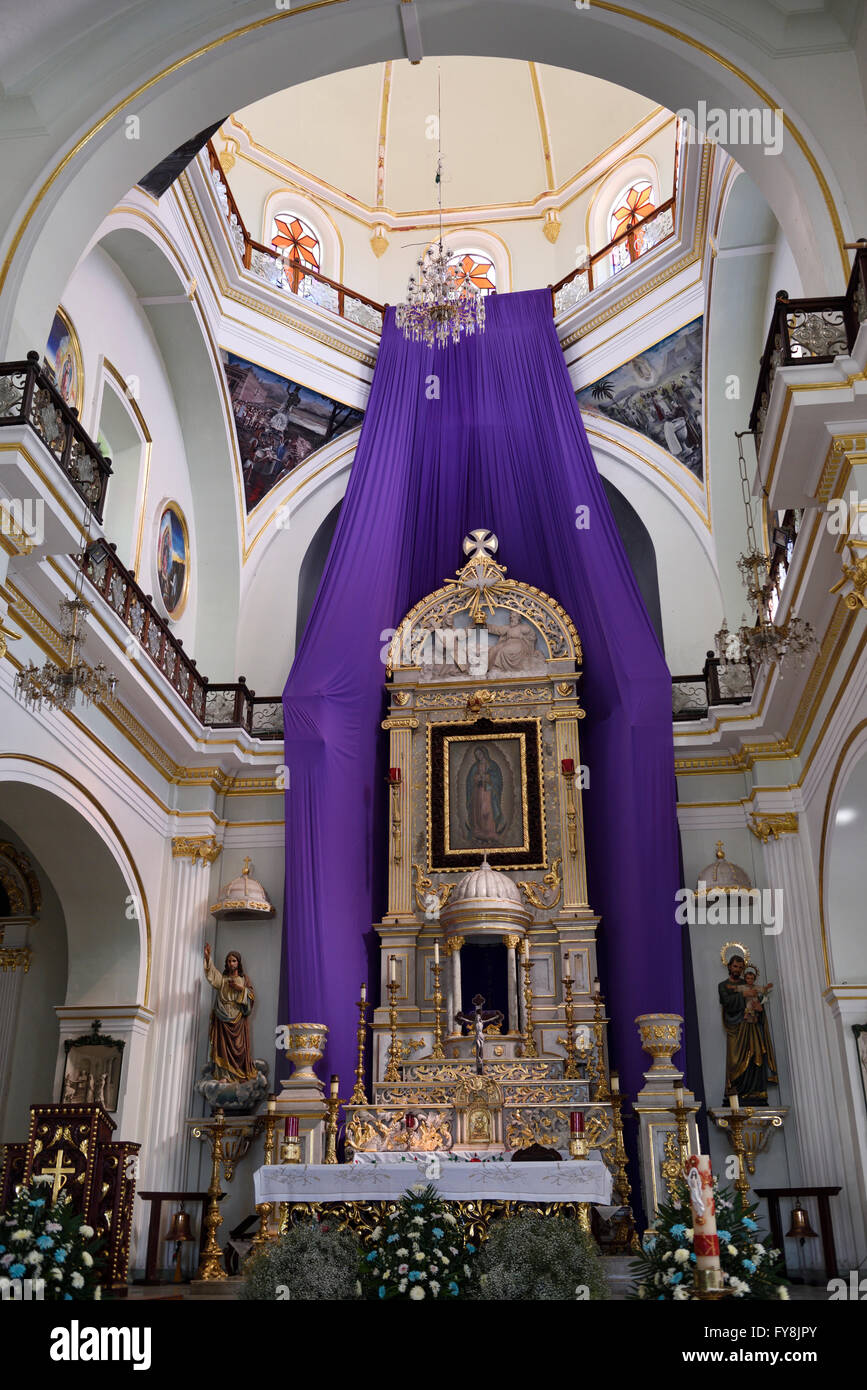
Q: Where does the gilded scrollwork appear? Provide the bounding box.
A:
[516,857,563,909]
[412,863,455,916]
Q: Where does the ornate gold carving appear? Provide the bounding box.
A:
[412,863,455,916]
[505,1108,569,1150]
[0,614,22,660]
[546,705,586,722]
[0,946,32,972]
[392,690,411,706]
[171,835,222,864]
[517,857,563,910]
[748,812,799,843]
[380,716,419,730]
[556,682,574,696]
[345,1110,452,1152]
[416,685,550,710]
[464,688,495,720]
[830,541,867,610]
[0,841,42,915]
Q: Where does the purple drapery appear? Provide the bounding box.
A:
[281,288,684,1117]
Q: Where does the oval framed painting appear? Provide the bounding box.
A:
[155,503,190,619]
[43,306,84,413]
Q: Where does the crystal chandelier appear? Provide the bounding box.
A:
[14,505,118,713]
[715,432,815,673]
[396,75,486,349]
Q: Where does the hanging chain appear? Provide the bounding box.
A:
[736,430,759,556]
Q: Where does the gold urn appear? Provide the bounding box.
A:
[635,1012,683,1078]
[284,1023,329,1082]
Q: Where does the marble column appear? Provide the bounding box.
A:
[504,934,521,1034]
[755,814,864,1266]
[143,836,221,1196]
[451,936,464,1022]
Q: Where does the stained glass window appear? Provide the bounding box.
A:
[270,214,321,293]
[446,250,497,296]
[608,181,656,241]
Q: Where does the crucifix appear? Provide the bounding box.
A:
[455,994,504,1075]
[42,1149,77,1203]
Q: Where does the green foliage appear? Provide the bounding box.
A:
[471,1212,609,1301]
[360,1183,474,1301]
[241,1221,362,1301]
[0,1176,104,1300]
[629,1178,789,1301]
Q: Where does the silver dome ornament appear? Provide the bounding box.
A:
[210,857,276,920]
[696,841,752,896]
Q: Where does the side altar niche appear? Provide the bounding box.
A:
[343,531,627,1197]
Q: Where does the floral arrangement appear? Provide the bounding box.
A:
[241,1221,361,1300]
[0,1176,103,1300]
[471,1212,608,1301]
[630,1179,789,1300]
[360,1183,475,1300]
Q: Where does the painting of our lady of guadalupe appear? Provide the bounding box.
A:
[447,735,528,855]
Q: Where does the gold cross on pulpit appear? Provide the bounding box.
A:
[41,1149,77,1203]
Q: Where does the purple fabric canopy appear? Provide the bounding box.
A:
[281,288,684,1117]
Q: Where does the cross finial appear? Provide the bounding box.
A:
[715,841,726,859]
[463,529,498,561]
[242,856,252,876]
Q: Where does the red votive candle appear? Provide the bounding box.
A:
[284,1115,299,1139]
[561,757,575,775]
[388,767,402,784]
[570,1111,584,1135]
[405,1113,416,1130]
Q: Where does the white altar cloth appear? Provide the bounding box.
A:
[254,1159,612,1205]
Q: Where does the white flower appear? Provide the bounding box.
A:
[727,1245,737,1256]
[370,1226,383,1241]
[777,1285,789,1300]
[26,1251,42,1265]
[81,1251,93,1267]
[398,1279,407,1293]
[753,1243,765,1256]
[673,1249,689,1264]
[662,1251,672,1262]
[430,1281,440,1295]
[684,1229,694,1241]
[94,1286,101,1300]
[409,1285,426,1300]
[71,1272,84,1289]
[79,1225,94,1239]
[396,1248,408,1258]
[48,1268,63,1281]
[673,1285,690,1301]
[411,1216,424,1226]
[443,1213,457,1225]
[31,1175,53,1186]
[11,1230,32,1242]
[398,1263,409,1275]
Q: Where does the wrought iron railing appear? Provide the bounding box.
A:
[671,652,754,722]
[80,539,283,739]
[749,247,867,450]
[550,196,677,317]
[0,353,112,519]
[205,143,385,334]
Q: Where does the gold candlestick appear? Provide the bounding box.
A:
[251,1099,278,1251]
[609,1081,640,1253]
[349,988,369,1105]
[671,1092,692,1166]
[520,948,538,1058]
[324,1077,342,1164]
[194,1108,227,1281]
[384,963,402,1081]
[716,1105,754,1198]
[431,952,445,1059]
[590,989,610,1101]
[558,969,580,1079]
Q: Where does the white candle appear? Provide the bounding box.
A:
[563,952,572,981]
[674,1086,684,1107]
[728,1093,739,1111]
[389,955,396,983]
[360,982,366,1002]
[592,976,600,996]
[610,1073,619,1094]
[523,937,530,959]
[684,1154,720,1271]
[330,1074,339,1098]
[434,940,439,965]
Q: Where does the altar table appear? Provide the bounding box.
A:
[254,1159,612,1206]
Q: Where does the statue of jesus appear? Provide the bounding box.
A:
[455,994,504,1074]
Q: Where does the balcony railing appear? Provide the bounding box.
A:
[749,247,867,451]
[80,539,283,740]
[0,353,112,519]
[550,196,677,317]
[671,652,754,722]
[205,143,385,334]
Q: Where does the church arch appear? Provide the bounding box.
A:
[0,1,851,360]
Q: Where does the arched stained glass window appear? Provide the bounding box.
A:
[606,180,657,274]
[270,214,321,292]
[446,250,497,296]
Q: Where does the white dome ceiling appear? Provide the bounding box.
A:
[230,57,661,216]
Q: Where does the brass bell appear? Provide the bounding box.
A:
[786,1200,818,1243]
[165,1205,194,1283]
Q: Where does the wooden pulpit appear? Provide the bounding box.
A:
[0,1102,140,1290]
